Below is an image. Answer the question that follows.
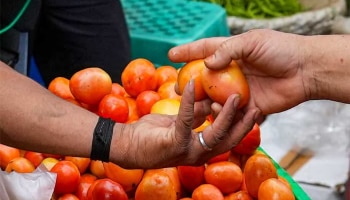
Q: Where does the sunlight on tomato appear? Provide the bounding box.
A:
[150,98,180,115]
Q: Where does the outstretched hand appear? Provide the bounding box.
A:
[169,29,309,115]
[111,80,259,169]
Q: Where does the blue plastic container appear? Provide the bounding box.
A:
[121,0,230,68]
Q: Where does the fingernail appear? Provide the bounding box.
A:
[233,94,241,108]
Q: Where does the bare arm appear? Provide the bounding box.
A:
[0,61,98,157]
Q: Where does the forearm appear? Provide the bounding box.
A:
[0,62,98,157]
[303,34,350,103]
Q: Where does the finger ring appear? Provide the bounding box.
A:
[198,132,213,151]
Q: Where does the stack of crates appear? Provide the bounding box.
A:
[120,0,230,68]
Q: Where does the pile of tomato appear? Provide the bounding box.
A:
[0,58,296,200]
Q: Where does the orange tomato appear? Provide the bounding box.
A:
[65,156,91,174]
[177,59,208,101]
[243,154,278,198]
[178,165,206,193]
[201,60,250,108]
[87,178,128,200]
[136,90,161,117]
[157,80,182,100]
[224,190,253,200]
[57,193,79,200]
[192,184,224,200]
[98,93,129,123]
[111,82,127,96]
[5,157,35,173]
[89,160,106,179]
[154,65,178,89]
[150,98,180,115]
[204,161,243,194]
[207,151,231,164]
[125,97,140,123]
[0,144,21,170]
[69,67,112,105]
[134,171,177,200]
[144,167,183,199]
[121,58,157,97]
[193,119,211,133]
[258,178,295,200]
[51,160,81,195]
[23,151,45,168]
[48,77,75,100]
[75,173,97,200]
[103,162,144,193]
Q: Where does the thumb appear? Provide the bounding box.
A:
[204,33,253,70]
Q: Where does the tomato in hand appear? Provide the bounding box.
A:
[177,59,208,101]
[87,178,128,200]
[201,60,250,108]
[98,94,129,123]
[231,123,261,155]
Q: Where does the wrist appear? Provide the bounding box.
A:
[109,122,128,167]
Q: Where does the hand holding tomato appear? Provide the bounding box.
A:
[168,29,309,115]
[108,78,258,169]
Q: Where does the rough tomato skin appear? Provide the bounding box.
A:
[231,123,261,155]
[201,60,250,108]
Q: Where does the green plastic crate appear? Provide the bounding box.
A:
[121,0,230,68]
[259,147,311,200]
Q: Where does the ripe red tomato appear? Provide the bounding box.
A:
[121,58,157,97]
[87,178,128,200]
[207,151,231,164]
[231,123,261,155]
[69,67,112,105]
[136,90,161,117]
[243,154,278,198]
[75,173,97,200]
[201,60,250,108]
[258,178,295,200]
[23,151,45,168]
[50,160,81,195]
[58,193,79,200]
[177,165,205,192]
[98,93,129,123]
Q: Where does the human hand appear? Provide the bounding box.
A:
[110,80,259,169]
[169,29,310,115]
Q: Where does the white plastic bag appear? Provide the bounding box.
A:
[267,100,350,156]
[0,164,56,200]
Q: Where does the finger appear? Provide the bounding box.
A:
[210,102,223,119]
[168,37,228,63]
[175,79,195,144]
[204,32,255,70]
[192,99,212,128]
[201,94,241,149]
[223,108,260,149]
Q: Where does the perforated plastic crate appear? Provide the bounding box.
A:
[121,0,230,68]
